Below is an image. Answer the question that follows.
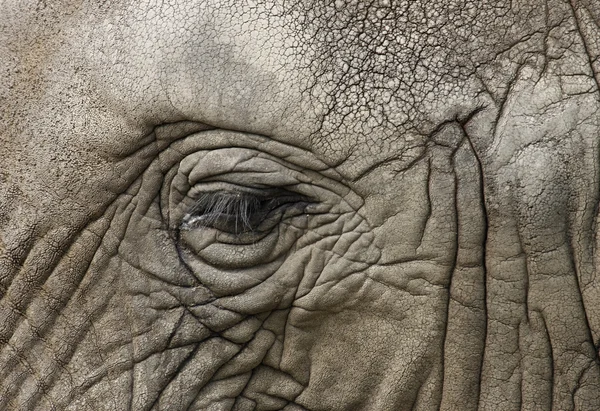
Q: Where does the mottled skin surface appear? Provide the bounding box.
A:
[1,0,600,409]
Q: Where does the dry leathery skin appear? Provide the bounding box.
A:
[0,0,599,410]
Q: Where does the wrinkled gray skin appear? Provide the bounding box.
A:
[1,0,600,409]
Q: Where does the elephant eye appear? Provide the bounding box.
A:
[180,189,309,236]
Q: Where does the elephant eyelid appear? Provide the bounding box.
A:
[180,190,309,234]
[182,191,262,232]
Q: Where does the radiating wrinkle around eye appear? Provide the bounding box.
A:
[160,135,369,280]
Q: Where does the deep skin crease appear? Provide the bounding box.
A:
[1,0,600,409]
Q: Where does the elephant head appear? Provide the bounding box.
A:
[1,0,599,409]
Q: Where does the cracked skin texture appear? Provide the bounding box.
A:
[1,0,600,409]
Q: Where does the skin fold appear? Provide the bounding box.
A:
[0,0,599,409]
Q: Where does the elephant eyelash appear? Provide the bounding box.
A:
[180,190,303,234]
[182,192,263,232]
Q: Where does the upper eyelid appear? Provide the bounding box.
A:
[181,193,254,232]
[187,181,305,197]
[180,189,311,233]
[189,190,302,211]
[190,191,264,218]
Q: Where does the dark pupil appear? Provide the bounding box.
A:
[183,191,291,234]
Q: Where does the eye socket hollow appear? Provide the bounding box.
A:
[180,190,308,235]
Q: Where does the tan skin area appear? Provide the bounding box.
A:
[1,0,600,410]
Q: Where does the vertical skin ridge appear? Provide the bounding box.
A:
[412,141,459,411]
[564,107,600,408]
[476,97,600,411]
[469,1,600,406]
[519,310,553,411]
[568,0,600,98]
[514,144,600,410]
[440,134,487,411]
